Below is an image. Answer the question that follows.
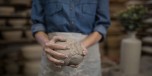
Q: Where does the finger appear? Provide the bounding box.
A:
[81,43,88,56]
[45,43,68,50]
[47,54,64,65]
[52,36,66,42]
[82,50,88,56]
[45,48,68,59]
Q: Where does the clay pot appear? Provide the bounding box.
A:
[2,31,22,41]
[9,19,27,28]
[0,7,14,16]
[24,61,40,76]
[21,45,42,60]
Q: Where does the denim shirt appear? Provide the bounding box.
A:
[31,0,110,41]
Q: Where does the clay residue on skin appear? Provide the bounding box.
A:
[55,38,84,66]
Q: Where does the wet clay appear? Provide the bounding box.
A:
[55,38,84,66]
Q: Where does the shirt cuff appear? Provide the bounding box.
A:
[31,23,46,37]
[93,25,107,42]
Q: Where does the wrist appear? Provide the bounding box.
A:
[35,32,50,47]
[81,40,89,49]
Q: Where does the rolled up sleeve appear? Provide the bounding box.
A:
[31,0,46,36]
[94,0,111,42]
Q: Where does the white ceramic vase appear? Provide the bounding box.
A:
[120,32,142,76]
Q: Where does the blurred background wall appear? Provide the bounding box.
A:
[0,0,152,76]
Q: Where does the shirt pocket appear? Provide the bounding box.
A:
[82,3,97,16]
[45,2,62,16]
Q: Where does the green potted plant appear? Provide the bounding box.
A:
[118,5,148,32]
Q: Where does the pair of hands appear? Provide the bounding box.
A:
[43,36,88,68]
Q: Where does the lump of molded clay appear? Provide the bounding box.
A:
[55,38,84,66]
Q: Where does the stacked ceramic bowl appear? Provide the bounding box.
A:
[21,44,42,76]
[0,6,14,16]
[9,19,27,29]
[1,30,23,41]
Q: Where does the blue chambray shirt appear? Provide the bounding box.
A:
[31,0,110,41]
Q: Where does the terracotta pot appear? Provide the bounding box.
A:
[9,19,27,28]
[0,7,14,16]
[21,45,42,60]
[2,31,22,41]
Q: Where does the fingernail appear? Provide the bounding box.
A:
[83,51,86,56]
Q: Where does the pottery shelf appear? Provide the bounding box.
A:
[110,0,127,3]
[0,39,36,45]
[0,15,30,19]
[0,27,30,31]
[0,3,31,9]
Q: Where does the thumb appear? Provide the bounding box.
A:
[81,43,88,56]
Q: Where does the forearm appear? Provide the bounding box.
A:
[34,32,50,47]
[81,32,102,48]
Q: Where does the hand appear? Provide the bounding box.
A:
[69,42,88,68]
[44,36,69,67]
[81,42,88,56]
